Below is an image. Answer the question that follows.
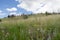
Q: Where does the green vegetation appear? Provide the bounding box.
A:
[0,14,60,40]
[22,15,28,19]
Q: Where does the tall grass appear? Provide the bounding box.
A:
[0,15,60,40]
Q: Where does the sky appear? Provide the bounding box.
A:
[0,0,60,18]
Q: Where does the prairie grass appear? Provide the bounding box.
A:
[0,15,60,40]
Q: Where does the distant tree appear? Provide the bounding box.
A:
[0,19,2,22]
[8,15,15,18]
[11,15,15,17]
[8,15,10,18]
[45,12,48,16]
[45,12,52,16]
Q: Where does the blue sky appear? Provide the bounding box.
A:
[0,0,17,18]
[0,0,32,18]
[0,0,60,18]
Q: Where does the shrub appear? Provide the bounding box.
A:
[21,13,28,19]
[23,15,28,19]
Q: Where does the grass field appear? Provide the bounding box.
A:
[0,14,60,40]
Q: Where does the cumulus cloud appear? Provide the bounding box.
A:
[16,0,60,13]
[0,13,5,16]
[0,10,5,16]
[0,10,2,13]
[6,7,17,12]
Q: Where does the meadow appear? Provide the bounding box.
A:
[0,14,60,40]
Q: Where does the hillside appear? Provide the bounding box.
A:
[0,14,60,40]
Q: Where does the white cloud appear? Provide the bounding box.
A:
[0,10,2,13]
[0,10,5,16]
[0,13,5,16]
[6,7,17,12]
[16,0,60,13]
